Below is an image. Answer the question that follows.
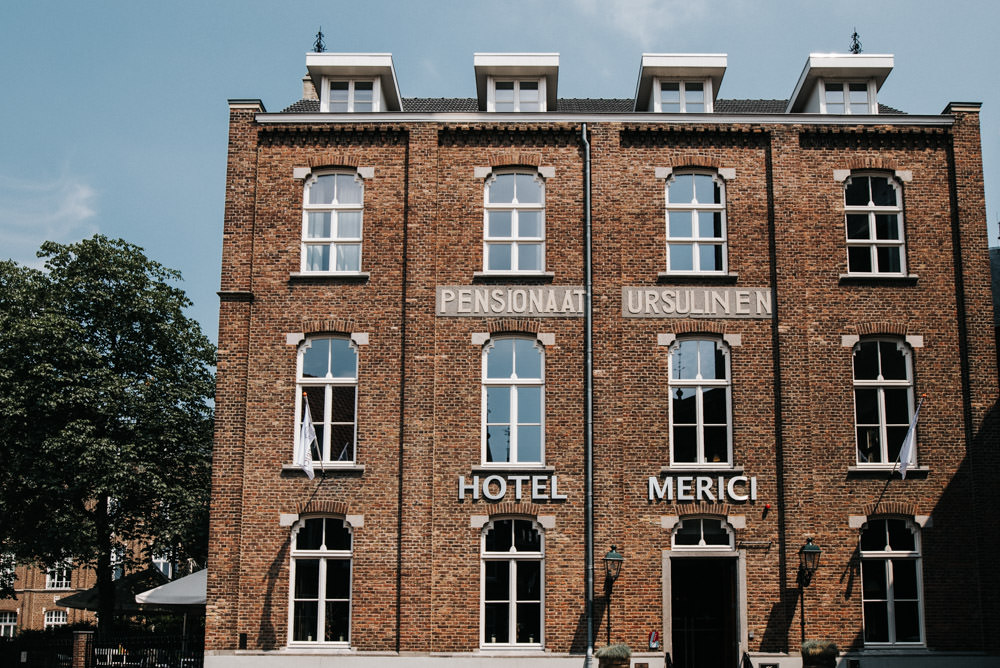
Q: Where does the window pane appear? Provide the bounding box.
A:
[517,386,541,423]
[325,559,351,599]
[693,174,714,204]
[517,425,542,463]
[489,174,515,203]
[487,339,514,378]
[703,426,728,463]
[672,387,697,423]
[517,210,542,237]
[874,214,899,240]
[302,339,331,378]
[307,212,332,238]
[336,174,362,203]
[886,426,908,463]
[887,520,915,551]
[487,386,511,424]
[669,211,693,238]
[661,82,680,111]
[484,603,509,643]
[325,518,351,550]
[329,81,349,111]
[353,83,373,112]
[517,243,542,271]
[486,520,512,552]
[487,243,512,271]
[698,244,723,272]
[876,247,901,273]
[883,389,910,425]
[672,341,700,380]
[330,339,357,378]
[892,559,918,598]
[845,177,870,206]
[855,388,879,424]
[295,559,319,598]
[669,174,694,203]
[894,601,921,642]
[335,244,361,272]
[329,425,354,462]
[846,214,870,240]
[702,387,727,423]
[516,603,541,643]
[515,174,541,203]
[484,561,510,600]
[879,341,908,380]
[857,427,882,462]
[329,386,355,423]
[296,519,323,550]
[853,342,880,380]
[674,520,701,545]
[862,560,888,598]
[514,520,540,552]
[488,211,513,237]
[514,339,542,378]
[293,601,319,641]
[848,246,873,272]
[870,177,896,207]
[337,211,361,238]
[700,340,725,379]
[863,601,889,642]
[309,174,336,204]
[702,520,730,545]
[486,425,511,463]
[325,601,350,642]
[517,561,541,600]
[861,520,887,551]
[306,245,331,272]
[696,211,722,238]
[673,426,697,462]
[669,244,694,271]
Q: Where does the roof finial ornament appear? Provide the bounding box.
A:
[850,28,862,54]
[313,27,326,53]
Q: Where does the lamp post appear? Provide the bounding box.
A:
[603,546,624,645]
[797,538,821,644]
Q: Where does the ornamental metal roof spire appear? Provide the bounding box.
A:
[850,28,862,54]
[313,27,326,53]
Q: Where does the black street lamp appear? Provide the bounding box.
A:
[602,546,624,645]
[798,538,821,586]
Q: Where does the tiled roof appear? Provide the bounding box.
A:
[557,98,634,112]
[715,99,788,114]
[403,98,478,112]
[281,99,320,113]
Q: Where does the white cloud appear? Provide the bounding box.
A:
[567,0,715,48]
[0,173,99,267]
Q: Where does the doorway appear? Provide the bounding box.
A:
[670,558,738,668]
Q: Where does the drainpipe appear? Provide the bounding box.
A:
[581,122,595,667]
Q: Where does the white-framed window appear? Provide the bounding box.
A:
[44,610,67,629]
[671,517,735,550]
[484,171,545,273]
[301,171,364,274]
[488,78,545,112]
[860,518,924,645]
[655,79,712,113]
[844,173,905,275]
[853,338,914,467]
[152,553,175,580]
[45,563,71,590]
[0,611,16,637]
[822,80,875,114]
[483,337,544,466]
[289,516,353,645]
[296,337,358,464]
[668,338,732,467]
[481,518,544,647]
[322,79,378,113]
[665,171,727,274]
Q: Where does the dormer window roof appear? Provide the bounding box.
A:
[474,53,559,112]
[305,52,402,112]
[786,53,893,114]
[634,54,727,113]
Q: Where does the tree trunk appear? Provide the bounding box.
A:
[95,495,115,638]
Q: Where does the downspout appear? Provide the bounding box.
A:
[582,122,595,667]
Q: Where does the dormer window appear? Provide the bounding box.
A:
[490,78,545,112]
[823,80,875,114]
[655,79,711,113]
[323,79,379,112]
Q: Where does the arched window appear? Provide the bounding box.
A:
[844,173,905,275]
[481,518,544,647]
[289,517,353,645]
[671,517,735,550]
[482,337,544,465]
[860,518,923,645]
[302,171,363,273]
[484,171,545,273]
[668,338,732,466]
[853,338,914,466]
[665,171,727,274]
[297,337,358,464]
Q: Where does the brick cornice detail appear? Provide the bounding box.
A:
[308,153,362,169]
[298,500,349,516]
[489,150,542,168]
[487,318,541,335]
[672,502,730,518]
[862,501,918,518]
[856,321,909,337]
[488,502,540,518]
[668,156,718,169]
[846,157,898,172]
[673,319,727,335]
[302,318,359,336]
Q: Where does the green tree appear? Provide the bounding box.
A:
[0,236,215,635]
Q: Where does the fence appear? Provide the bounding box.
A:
[92,633,203,668]
[0,635,73,668]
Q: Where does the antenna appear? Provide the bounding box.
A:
[850,29,862,54]
[313,27,326,53]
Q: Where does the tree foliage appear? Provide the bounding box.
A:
[0,236,215,630]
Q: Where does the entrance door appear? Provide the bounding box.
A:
[670,558,737,668]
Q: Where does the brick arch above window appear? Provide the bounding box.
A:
[674,502,731,519]
[488,502,542,519]
[298,500,350,516]
[846,157,899,172]
[489,150,542,168]
[308,154,362,169]
[856,321,909,337]
[864,501,919,518]
[488,318,541,335]
[302,318,359,336]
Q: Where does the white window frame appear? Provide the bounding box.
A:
[667,338,733,468]
[321,78,380,113]
[654,78,713,113]
[860,518,925,646]
[295,336,359,465]
[482,336,545,467]
[487,77,546,112]
[287,516,353,647]
[44,610,67,629]
[670,517,736,551]
[0,611,16,637]
[820,79,877,115]
[301,171,365,275]
[664,170,728,274]
[483,170,546,274]
[480,517,545,648]
[843,173,906,276]
[852,338,915,468]
[45,563,71,590]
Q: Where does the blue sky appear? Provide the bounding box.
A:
[1,0,998,342]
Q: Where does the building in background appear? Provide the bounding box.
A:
[206,49,998,667]
[0,563,95,634]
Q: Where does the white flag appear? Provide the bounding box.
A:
[298,394,317,480]
[897,395,924,479]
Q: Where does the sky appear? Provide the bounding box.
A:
[1,0,998,343]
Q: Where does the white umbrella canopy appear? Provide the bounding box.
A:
[135,569,207,606]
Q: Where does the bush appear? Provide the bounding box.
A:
[595,642,632,659]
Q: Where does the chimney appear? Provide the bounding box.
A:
[302,74,318,101]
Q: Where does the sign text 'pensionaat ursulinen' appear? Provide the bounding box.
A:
[623,287,772,318]
[437,286,585,317]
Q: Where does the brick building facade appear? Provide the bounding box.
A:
[206,51,999,667]
[0,563,95,635]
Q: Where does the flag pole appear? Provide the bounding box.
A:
[870,393,926,517]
